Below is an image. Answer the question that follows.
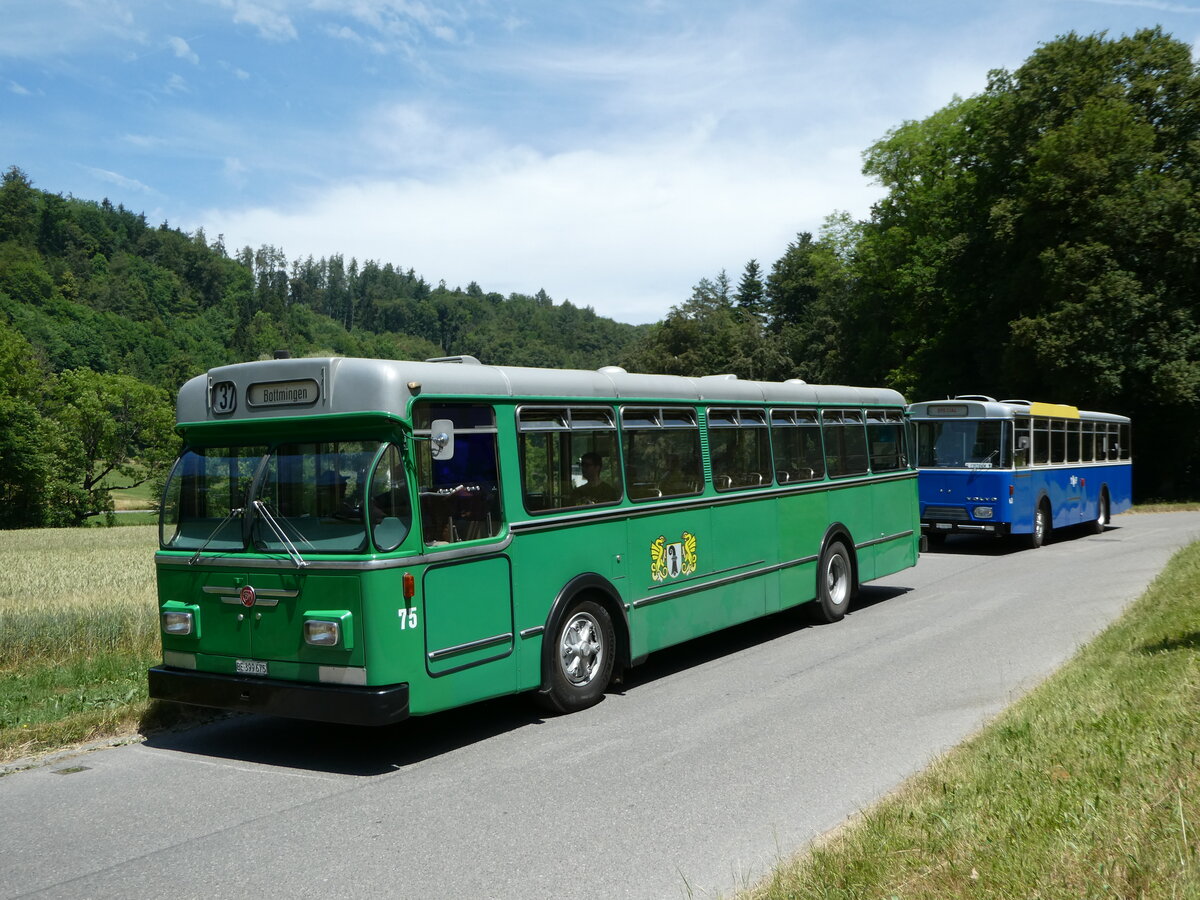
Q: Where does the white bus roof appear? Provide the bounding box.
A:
[908,395,1129,424]
[177,356,908,425]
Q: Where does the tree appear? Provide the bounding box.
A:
[851,28,1200,496]
[43,369,178,524]
[734,259,766,322]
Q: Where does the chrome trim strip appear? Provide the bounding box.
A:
[157,533,515,571]
[427,632,514,662]
[519,626,545,639]
[631,553,819,609]
[218,595,279,607]
[162,651,197,670]
[646,560,765,592]
[203,586,298,598]
[855,530,915,550]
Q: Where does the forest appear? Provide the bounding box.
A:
[1,27,1197,526]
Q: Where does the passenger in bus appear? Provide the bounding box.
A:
[574,452,617,503]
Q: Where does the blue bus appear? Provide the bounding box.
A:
[907,396,1132,548]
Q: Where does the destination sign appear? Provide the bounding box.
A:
[247,378,320,408]
[927,404,969,417]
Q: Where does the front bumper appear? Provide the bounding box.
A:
[148,666,410,726]
[922,520,1011,537]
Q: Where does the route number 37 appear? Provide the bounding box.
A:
[398,608,418,630]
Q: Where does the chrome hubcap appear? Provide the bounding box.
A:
[560,612,603,686]
[826,554,848,607]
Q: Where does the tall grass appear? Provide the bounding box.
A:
[745,540,1200,899]
[0,525,166,760]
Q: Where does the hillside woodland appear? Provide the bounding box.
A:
[1,28,1197,526]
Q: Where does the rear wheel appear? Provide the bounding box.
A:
[1091,491,1109,535]
[1026,501,1050,549]
[539,599,615,714]
[811,540,853,624]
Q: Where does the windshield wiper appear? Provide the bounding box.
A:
[189,507,244,566]
[251,500,309,569]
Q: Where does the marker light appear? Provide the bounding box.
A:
[304,619,341,647]
[161,611,194,635]
[973,506,995,519]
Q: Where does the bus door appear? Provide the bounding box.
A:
[414,403,515,690]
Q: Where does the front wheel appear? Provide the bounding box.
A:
[539,599,615,714]
[810,541,853,624]
[1026,502,1050,549]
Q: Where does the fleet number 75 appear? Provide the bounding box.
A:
[398,608,418,629]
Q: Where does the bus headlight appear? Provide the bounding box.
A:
[973,506,994,519]
[304,619,341,646]
[161,611,194,635]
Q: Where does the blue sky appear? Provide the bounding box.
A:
[3,1,1199,324]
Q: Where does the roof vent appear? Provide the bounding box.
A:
[425,355,482,365]
[1000,399,1031,406]
[954,394,995,402]
[598,365,628,375]
[785,378,807,385]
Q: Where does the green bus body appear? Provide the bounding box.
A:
[149,356,919,725]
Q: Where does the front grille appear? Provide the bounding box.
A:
[925,505,969,520]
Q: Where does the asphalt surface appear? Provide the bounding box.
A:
[4,511,1200,900]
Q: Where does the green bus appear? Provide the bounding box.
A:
[149,356,919,724]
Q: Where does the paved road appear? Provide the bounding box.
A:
[5,512,1200,900]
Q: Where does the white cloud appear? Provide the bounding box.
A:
[9,81,31,95]
[84,166,156,194]
[168,35,200,64]
[220,0,298,41]
[205,139,883,324]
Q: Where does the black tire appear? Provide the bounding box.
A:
[539,599,615,714]
[1026,501,1050,549]
[811,540,853,624]
[1090,490,1109,535]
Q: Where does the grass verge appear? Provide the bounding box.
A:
[744,539,1200,899]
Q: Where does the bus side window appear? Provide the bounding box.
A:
[770,408,826,483]
[822,410,869,477]
[708,408,770,491]
[621,407,702,500]
[517,406,621,512]
[866,410,905,473]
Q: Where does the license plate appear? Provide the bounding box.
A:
[235,659,269,676]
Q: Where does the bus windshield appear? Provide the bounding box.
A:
[916,420,1009,468]
[161,439,412,553]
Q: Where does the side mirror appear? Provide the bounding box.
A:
[431,419,455,460]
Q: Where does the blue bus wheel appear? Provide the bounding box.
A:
[1027,502,1050,549]
[1091,492,1109,535]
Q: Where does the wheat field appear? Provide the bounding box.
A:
[0,525,160,671]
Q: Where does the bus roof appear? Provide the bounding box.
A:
[177,356,908,426]
[908,396,1129,424]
